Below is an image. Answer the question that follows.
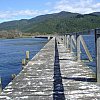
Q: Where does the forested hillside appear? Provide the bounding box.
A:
[0,11,100,34]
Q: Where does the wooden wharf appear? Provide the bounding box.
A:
[0,29,100,99]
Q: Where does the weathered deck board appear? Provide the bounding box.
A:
[57,41,100,100]
[0,37,100,100]
[0,38,55,100]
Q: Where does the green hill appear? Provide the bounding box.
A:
[0,11,100,34]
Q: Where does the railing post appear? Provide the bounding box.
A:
[72,35,76,46]
[63,35,65,45]
[71,35,74,52]
[64,35,67,48]
[76,33,81,61]
[95,28,100,83]
[67,35,69,49]
[67,35,70,49]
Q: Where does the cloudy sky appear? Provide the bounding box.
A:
[0,0,100,23]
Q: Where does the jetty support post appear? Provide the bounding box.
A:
[22,59,26,65]
[11,74,16,80]
[26,51,30,63]
[48,36,50,40]
[76,33,81,61]
[0,77,2,93]
[95,28,100,83]
[22,58,26,69]
[26,51,29,60]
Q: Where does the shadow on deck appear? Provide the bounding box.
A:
[62,77,96,82]
[53,39,65,100]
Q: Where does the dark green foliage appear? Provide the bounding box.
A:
[0,11,100,34]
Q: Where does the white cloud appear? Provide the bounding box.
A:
[0,9,50,21]
[0,10,41,19]
[0,0,100,22]
[53,0,100,14]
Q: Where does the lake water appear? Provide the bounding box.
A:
[0,38,48,89]
[0,35,96,89]
[81,35,96,72]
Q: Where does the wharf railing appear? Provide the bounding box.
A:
[57,28,100,83]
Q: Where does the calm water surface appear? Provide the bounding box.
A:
[81,35,96,72]
[0,38,48,89]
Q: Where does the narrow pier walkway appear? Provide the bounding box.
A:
[0,37,100,100]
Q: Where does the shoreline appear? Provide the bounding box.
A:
[0,36,33,39]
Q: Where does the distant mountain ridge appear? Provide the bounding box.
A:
[0,11,100,34]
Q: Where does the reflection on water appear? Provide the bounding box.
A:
[0,38,48,88]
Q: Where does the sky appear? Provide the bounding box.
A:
[0,0,100,23]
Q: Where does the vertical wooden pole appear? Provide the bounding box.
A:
[11,74,16,80]
[69,35,71,51]
[67,35,69,49]
[95,28,100,82]
[60,36,62,43]
[26,51,29,60]
[64,35,67,48]
[63,35,65,45]
[72,35,76,46]
[71,35,76,53]
[0,77,2,93]
[48,36,50,40]
[76,34,81,61]
[22,59,26,66]
[71,35,73,52]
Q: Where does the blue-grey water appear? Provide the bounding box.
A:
[81,35,96,72]
[0,38,48,89]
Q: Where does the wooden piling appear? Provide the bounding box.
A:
[48,36,50,40]
[95,28,100,83]
[0,77,2,93]
[26,51,29,60]
[12,74,16,80]
[22,59,26,66]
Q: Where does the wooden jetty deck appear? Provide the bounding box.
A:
[0,37,100,100]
